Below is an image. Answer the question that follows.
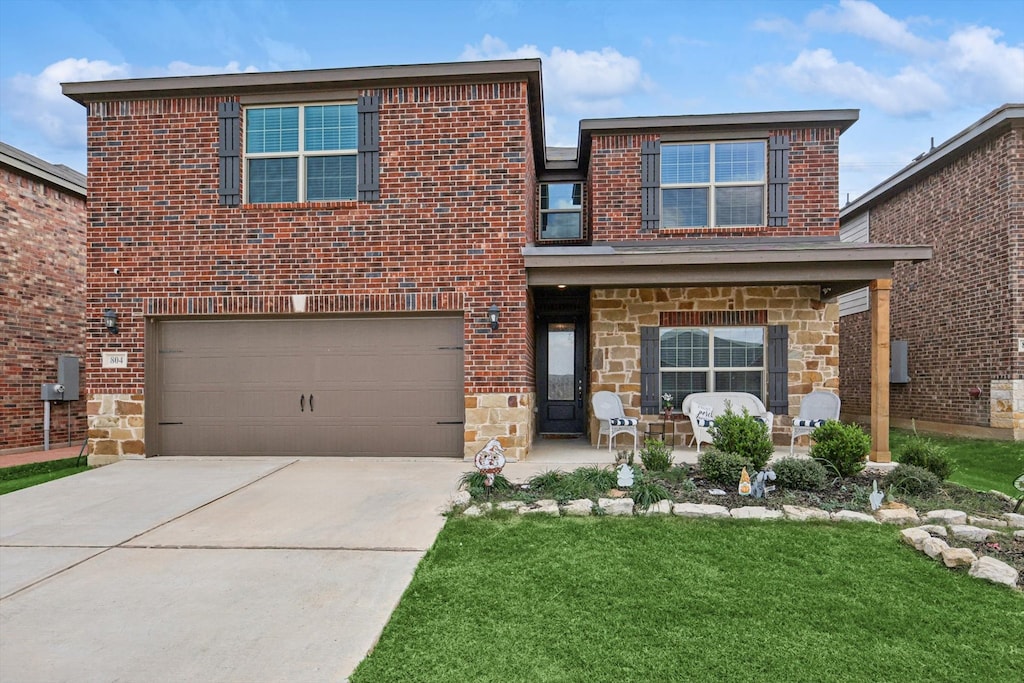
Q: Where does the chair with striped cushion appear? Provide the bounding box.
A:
[592,391,638,452]
[790,390,841,456]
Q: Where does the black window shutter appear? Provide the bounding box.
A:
[640,326,661,414]
[217,101,241,207]
[767,135,790,226]
[640,140,660,232]
[767,324,789,414]
[357,95,380,201]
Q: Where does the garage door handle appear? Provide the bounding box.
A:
[300,394,305,412]
[309,394,314,412]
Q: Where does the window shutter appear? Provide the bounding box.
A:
[767,135,789,226]
[640,140,660,232]
[357,95,380,201]
[217,101,241,207]
[767,324,789,415]
[640,326,661,414]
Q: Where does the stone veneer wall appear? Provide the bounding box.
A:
[464,392,535,461]
[991,380,1024,440]
[87,394,144,464]
[590,286,839,443]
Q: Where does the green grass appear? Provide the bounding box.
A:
[352,518,1023,683]
[890,430,1024,495]
[0,457,90,495]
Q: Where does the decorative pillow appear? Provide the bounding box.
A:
[609,417,639,427]
[793,418,826,428]
[693,403,715,422]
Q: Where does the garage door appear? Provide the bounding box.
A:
[155,317,464,457]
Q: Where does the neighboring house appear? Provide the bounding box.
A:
[62,59,929,464]
[0,142,87,452]
[839,104,1024,441]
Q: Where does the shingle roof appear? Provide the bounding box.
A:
[0,141,87,196]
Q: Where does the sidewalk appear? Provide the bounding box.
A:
[0,444,86,468]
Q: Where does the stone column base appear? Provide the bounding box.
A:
[87,394,146,465]
[990,380,1024,441]
[464,392,535,461]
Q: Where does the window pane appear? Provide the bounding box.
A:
[305,104,357,151]
[542,183,582,210]
[661,371,708,407]
[306,155,357,201]
[662,144,710,184]
[547,323,575,401]
[541,212,581,239]
[246,107,298,154]
[248,157,298,203]
[714,141,765,182]
[714,371,763,402]
[713,327,764,368]
[663,188,708,227]
[715,186,763,226]
[660,328,709,368]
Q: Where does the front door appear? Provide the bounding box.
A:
[537,317,587,434]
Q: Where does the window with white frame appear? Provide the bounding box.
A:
[245,104,357,203]
[540,182,582,239]
[661,141,766,228]
[659,326,766,407]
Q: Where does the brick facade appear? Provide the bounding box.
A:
[1,155,87,452]
[840,121,1024,439]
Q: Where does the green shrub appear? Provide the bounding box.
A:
[459,471,513,498]
[883,463,941,496]
[897,436,954,480]
[630,471,671,511]
[772,457,828,491]
[527,470,565,492]
[710,409,774,469]
[660,464,693,484]
[809,421,870,477]
[553,467,617,501]
[640,437,673,472]
[698,449,754,487]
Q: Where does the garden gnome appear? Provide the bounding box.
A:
[738,467,752,496]
[869,480,884,511]
[617,463,635,488]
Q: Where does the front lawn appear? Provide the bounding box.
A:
[352,517,1022,683]
[891,430,1024,496]
[0,457,90,495]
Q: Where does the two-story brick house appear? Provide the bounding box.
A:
[63,59,929,464]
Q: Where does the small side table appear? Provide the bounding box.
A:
[645,420,675,448]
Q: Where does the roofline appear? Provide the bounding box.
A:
[0,143,87,197]
[842,103,1024,220]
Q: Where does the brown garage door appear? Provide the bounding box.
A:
[155,317,464,456]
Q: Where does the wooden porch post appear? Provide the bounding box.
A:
[870,279,892,462]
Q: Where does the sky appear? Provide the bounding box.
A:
[1,0,1022,202]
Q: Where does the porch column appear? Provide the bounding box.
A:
[869,279,892,462]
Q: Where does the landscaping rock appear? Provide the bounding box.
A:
[1016,529,1024,541]
[988,490,1014,503]
[900,527,932,550]
[463,503,492,517]
[560,499,593,517]
[923,509,968,525]
[921,537,949,559]
[639,500,673,516]
[730,506,784,520]
[918,524,947,537]
[782,505,830,522]
[448,490,472,508]
[941,547,977,569]
[599,497,634,516]
[519,499,559,516]
[497,501,525,511]
[875,508,920,525]
[1003,513,1024,528]
[949,525,997,543]
[968,516,1008,529]
[831,510,879,524]
[968,556,1019,589]
[605,489,627,498]
[672,503,730,519]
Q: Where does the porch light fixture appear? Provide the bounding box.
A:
[487,305,500,331]
[103,308,119,334]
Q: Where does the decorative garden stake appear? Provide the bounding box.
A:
[473,438,506,495]
[617,463,635,488]
[869,479,884,511]
[738,467,752,496]
[752,467,777,499]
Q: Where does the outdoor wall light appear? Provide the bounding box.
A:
[487,305,500,331]
[103,308,119,334]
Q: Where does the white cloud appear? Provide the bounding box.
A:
[751,17,808,42]
[808,0,933,55]
[944,26,1024,101]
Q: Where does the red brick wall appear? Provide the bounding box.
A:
[587,127,842,241]
[839,127,1024,427]
[1,166,87,450]
[84,81,535,398]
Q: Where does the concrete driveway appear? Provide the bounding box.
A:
[0,457,466,682]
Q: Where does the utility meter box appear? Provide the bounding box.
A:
[57,355,80,401]
[41,383,66,401]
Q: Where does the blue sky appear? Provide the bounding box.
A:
[1,0,1021,201]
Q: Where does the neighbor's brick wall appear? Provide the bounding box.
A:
[839,126,1023,435]
[587,127,842,241]
[1,164,87,451]
[85,80,536,458]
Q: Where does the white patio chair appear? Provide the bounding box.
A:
[790,390,841,456]
[591,391,638,452]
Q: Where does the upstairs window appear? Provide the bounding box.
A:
[661,141,765,228]
[245,104,358,203]
[540,183,582,240]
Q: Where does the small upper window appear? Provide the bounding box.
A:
[540,183,582,240]
[245,104,357,204]
[661,141,765,228]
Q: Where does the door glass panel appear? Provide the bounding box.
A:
[547,323,575,401]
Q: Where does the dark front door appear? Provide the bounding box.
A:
[537,317,587,434]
